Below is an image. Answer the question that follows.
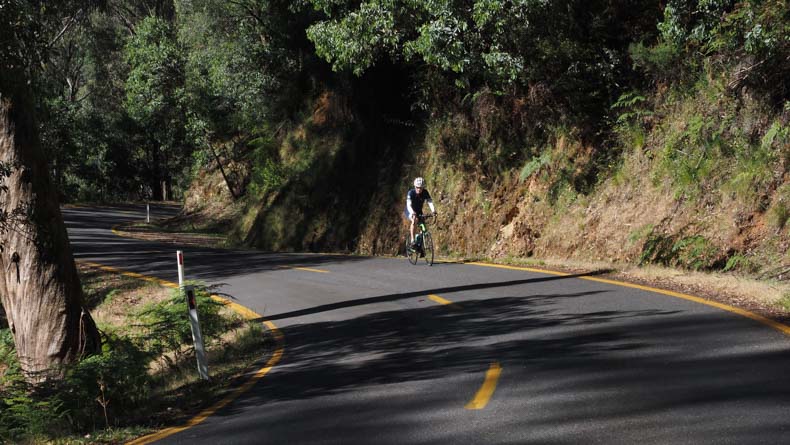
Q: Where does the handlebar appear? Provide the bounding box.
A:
[418,213,437,222]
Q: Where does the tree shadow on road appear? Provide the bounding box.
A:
[190,289,790,445]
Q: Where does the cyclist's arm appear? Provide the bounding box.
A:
[406,194,417,216]
[425,190,436,214]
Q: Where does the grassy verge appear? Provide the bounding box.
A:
[0,262,273,444]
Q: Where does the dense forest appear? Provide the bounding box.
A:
[3,0,787,268]
[0,0,788,440]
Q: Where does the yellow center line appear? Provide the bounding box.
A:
[274,265,330,273]
[76,260,284,445]
[465,362,502,410]
[428,294,461,310]
[291,266,329,273]
[427,294,453,305]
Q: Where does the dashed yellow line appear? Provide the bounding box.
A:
[465,362,502,410]
[427,293,499,409]
[428,294,461,310]
[77,260,284,445]
[466,261,790,337]
[274,265,330,273]
[292,267,329,273]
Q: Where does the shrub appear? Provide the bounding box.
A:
[248,133,288,198]
[59,335,152,430]
[0,329,61,442]
[134,284,232,361]
[640,232,719,271]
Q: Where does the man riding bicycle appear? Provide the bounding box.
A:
[404,177,437,253]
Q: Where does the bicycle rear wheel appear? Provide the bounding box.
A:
[423,232,434,266]
[406,235,418,265]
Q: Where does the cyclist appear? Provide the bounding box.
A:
[404,177,437,253]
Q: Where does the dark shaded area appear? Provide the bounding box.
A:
[257,270,613,322]
[162,289,790,445]
[244,61,420,255]
[64,205,369,283]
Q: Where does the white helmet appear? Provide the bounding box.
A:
[414,177,425,188]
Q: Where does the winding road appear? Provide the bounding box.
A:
[64,204,790,444]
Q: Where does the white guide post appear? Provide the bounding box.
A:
[176,251,209,380]
[146,203,150,223]
[177,250,185,289]
[185,285,209,380]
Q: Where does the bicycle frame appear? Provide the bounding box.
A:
[406,214,435,266]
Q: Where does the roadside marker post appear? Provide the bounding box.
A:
[176,251,209,380]
[147,203,150,223]
[177,250,185,287]
[185,285,209,380]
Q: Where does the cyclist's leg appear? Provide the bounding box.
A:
[409,214,418,245]
[402,210,416,246]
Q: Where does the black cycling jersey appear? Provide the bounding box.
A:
[405,188,432,216]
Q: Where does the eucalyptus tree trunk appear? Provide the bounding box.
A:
[0,87,100,383]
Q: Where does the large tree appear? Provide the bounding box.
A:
[0,0,101,382]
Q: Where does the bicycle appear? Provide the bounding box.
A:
[405,214,436,266]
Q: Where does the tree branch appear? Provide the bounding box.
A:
[47,9,84,49]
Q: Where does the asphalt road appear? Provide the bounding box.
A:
[64,204,790,444]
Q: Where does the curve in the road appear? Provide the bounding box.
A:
[76,260,286,445]
[65,205,790,444]
[468,261,790,336]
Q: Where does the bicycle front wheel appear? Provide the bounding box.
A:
[423,232,434,266]
[406,235,419,265]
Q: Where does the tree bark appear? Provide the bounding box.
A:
[0,86,100,383]
[210,143,238,200]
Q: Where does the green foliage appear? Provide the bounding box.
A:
[59,335,151,431]
[305,0,660,114]
[612,92,653,125]
[722,253,757,273]
[727,142,776,208]
[307,2,400,76]
[124,15,191,199]
[248,132,288,198]
[768,184,790,231]
[125,17,185,125]
[671,235,718,270]
[657,107,727,199]
[0,329,151,440]
[0,279,242,441]
[519,152,550,182]
[640,232,720,271]
[769,202,790,231]
[134,284,231,360]
[644,0,789,99]
[629,41,684,82]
